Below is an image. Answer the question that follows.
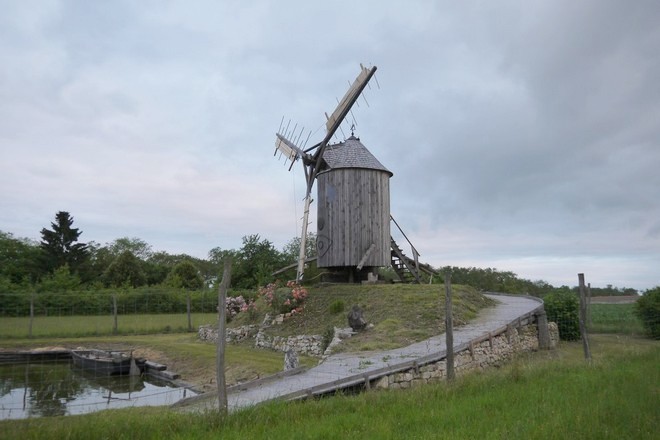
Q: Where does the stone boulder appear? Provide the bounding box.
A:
[284,348,299,371]
[347,305,367,331]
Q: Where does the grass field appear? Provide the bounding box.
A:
[589,303,643,335]
[0,313,218,339]
[2,335,657,439]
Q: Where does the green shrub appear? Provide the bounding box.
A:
[328,299,345,314]
[634,287,660,339]
[321,326,335,352]
[544,290,580,340]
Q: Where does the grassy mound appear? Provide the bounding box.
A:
[231,283,495,353]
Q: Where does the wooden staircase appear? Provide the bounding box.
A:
[391,238,420,283]
[390,237,439,284]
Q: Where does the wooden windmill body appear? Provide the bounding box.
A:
[316,135,392,280]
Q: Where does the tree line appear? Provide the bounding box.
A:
[1,211,642,297]
[0,211,307,293]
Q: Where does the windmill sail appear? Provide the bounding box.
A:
[325,65,375,137]
[274,133,309,164]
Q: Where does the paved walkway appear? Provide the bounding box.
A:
[181,293,543,412]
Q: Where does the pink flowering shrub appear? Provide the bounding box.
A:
[223,295,256,320]
[259,280,308,315]
[240,299,258,319]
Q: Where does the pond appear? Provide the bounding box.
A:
[0,361,196,420]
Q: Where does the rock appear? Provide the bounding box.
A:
[284,348,299,371]
[347,305,367,331]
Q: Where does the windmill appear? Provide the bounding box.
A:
[274,64,379,282]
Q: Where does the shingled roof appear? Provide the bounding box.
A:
[321,136,392,176]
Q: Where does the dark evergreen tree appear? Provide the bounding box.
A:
[39,211,89,275]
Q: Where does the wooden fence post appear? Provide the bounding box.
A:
[536,309,551,350]
[112,294,118,334]
[578,273,592,362]
[187,292,192,332]
[445,273,455,382]
[217,259,232,416]
[586,282,592,328]
[28,293,35,339]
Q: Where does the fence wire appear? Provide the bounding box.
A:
[0,292,654,421]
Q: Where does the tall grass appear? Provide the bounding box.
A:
[3,335,658,439]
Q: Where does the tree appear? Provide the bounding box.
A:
[150,251,212,286]
[165,261,204,290]
[107,237,153,260]
[232,234,286,289]
[39,211,89,275]
[207,247,238,288]
[544,289,580,341]
[88,238,164,286]
[635,287,660,339]
[104,251,147,288]
[0,231,41,287]
[282,233,318,263]
[36,265,81,293]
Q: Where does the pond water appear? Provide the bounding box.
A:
[0,361,196,420]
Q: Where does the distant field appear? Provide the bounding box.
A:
[589,303,643,334]
[590,295,639,304]
[0,313,218,339]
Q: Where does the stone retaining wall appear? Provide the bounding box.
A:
[255,332,325,357]
[371,322,558,390]
[198,324,326,357]
[198,317,559,377]
[198,324,259,344]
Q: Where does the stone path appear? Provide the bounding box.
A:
[181,293,543,412]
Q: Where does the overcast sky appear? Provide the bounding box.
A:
[1,1,658,291]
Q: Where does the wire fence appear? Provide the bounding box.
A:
[0,290,654,421]
[545,302,646,342]
[0,290,224,317]
[0,290,229,338]
[0,290,648,339]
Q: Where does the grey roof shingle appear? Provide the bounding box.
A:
[321,136,392,176]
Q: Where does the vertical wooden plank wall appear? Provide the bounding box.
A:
[317,168,390,268]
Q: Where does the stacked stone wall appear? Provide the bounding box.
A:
[372,322,558,390]
[198,324,259,344]
[198,315,560,384]
[198,324,325,357]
